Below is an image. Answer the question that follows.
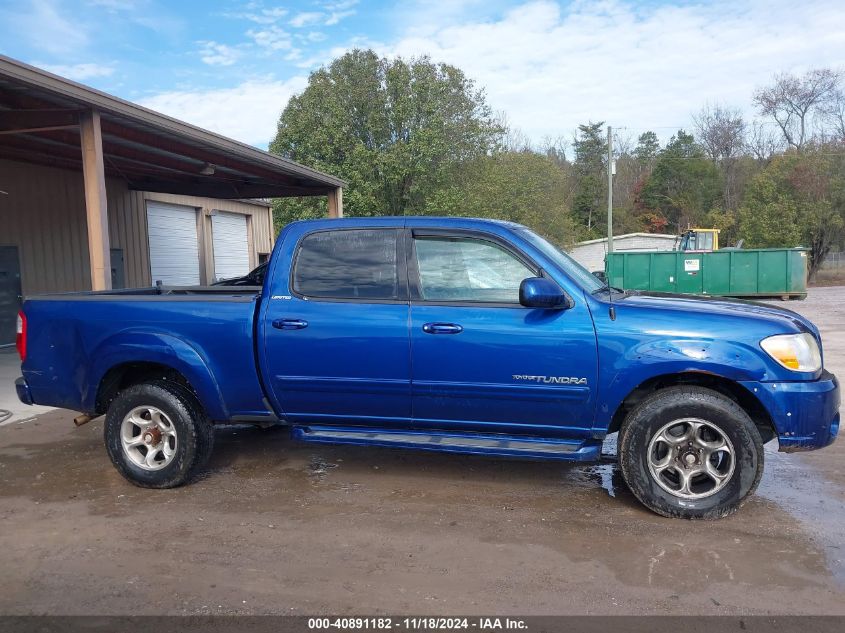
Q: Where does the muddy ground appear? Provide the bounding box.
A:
[0,288,843,615]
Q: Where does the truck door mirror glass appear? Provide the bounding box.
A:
[519,277,569,309]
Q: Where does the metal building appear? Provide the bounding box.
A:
[0,55,345,344]
[569,232,679,273]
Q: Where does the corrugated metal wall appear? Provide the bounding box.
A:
[570,234,678,272]
[0,159,274,295]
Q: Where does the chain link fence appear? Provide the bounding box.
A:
[822,252,844,270]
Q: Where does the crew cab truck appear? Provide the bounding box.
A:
[14,217,840,519]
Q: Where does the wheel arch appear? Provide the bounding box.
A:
[86,331,228,420]
[607,372,777,443]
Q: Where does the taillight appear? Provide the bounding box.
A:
[16,311,26,362]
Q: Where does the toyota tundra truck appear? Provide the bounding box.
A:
[14,217,840,519]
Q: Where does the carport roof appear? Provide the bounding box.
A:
[0,55,345,199]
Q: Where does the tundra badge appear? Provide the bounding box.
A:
[512,375,588,385]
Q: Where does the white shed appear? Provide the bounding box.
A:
[569,233,678,272]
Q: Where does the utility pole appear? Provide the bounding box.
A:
[607,125,614,253]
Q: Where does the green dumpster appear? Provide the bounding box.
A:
[605,248,808,299]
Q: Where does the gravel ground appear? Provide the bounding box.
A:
[0,287,843,615]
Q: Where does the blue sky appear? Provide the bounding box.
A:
[1,0,844,149]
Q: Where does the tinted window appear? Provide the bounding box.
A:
[293,229,401,300]
[414,237,534,303]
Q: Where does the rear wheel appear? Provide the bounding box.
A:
[619,386,764,519]
[104,380,214,488]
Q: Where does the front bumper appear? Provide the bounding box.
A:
[740,370,840,451]
[15,377,33,406]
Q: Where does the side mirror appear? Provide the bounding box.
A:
[519,277,569,309]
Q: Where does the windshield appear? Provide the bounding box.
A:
[516,228,605,293]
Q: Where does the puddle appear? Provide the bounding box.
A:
[758,445,845,585]
[567,463,620,498]
[308,457,339,481]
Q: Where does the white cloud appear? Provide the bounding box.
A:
[36,62,115,80]
[197,41,241,66]
[294,40,377,70]
[84,0,184,36]
[290,11,324,28]
[324,0,359,9]
[375,0,845,142]
[321,0,358,25]
[288,1,358,28]
[325,10,355,26]
[253,6,289,23]
[86,0,140,10]
[225,5,288,25]
[3,0,87,55]
[138,77,309,148]
[305,31,327,43]
[247,25,294,51]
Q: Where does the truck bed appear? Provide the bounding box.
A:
[20,286,268,420]
[28,285,261,300]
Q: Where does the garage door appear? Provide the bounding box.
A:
[212,212,250,281]
[147,202,200,286]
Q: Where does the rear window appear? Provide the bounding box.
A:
[293,229,402,300]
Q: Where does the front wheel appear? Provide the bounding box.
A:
[104,380,214,488]
[618,386,764,519]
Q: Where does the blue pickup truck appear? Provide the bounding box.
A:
[14,217,840,519]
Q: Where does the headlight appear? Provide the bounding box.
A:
[761,333,821,372]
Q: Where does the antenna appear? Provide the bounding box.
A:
[606,124,616,321]
[607,252,616,321]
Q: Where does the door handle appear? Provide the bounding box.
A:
[422,322,463,335]
[272,318,308,330]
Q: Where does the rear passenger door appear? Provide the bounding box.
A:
[262,228,411,425]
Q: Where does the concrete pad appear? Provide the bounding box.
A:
[0,347,55,425]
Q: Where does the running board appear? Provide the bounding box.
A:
[292,425,601,461]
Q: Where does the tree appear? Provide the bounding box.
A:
[270,49,504,226]
[737,149,845,278]
[693,104,746,211]
[753,68,841,152]
[540,135,568,167]
[424,150,579,247]
[747,121,783,163]
[571,122,607,235]
[635,130,722,232]
[612,148,645,233]
[633,131,660,166]
[822,86,845,141]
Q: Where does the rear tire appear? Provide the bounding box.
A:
[618,386,764,519]
[104,380,214,488]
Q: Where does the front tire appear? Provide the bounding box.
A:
[619,386,764,519]
[104,380,214,488]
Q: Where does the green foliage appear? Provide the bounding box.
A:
[702,208,738,246]
[635,130,722,232]
[571,122,607,235]
[737,149,845,276]
[270,49,504,228]
[634,131,660,165]
[424,150,579,247]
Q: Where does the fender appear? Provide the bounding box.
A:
[84,330,228,420]
[594,337,771,431]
